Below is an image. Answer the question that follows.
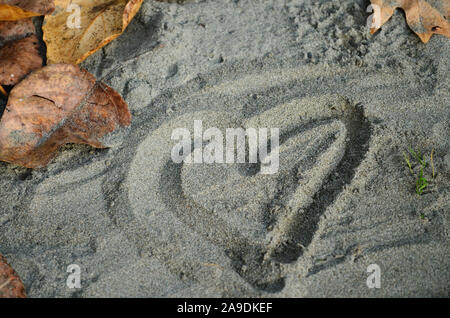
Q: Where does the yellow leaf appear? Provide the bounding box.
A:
[370,0,450,43]
[0,0,55,21]
[43,0,143,65]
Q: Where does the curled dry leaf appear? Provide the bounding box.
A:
[370,0,450,43]
[0,34,43,86]
[43,0,143,64]
[0,254,26,298]
[0,64,131,168]
[0,0,55,21]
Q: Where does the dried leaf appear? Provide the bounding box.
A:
[43,0,143,64]
[0,19,41,86]
[370,0,450,43]
[0,18,35,44]
[0,64,131,168]
[0,34,42,86]
[0,0,55,21]
[0,254,26,298]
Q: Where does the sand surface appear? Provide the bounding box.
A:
[0,0,449,297]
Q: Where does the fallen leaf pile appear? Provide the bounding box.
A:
[0,254,26,298]
[0,0,139,172]
[0,0,142,298]
[370,0,450,42]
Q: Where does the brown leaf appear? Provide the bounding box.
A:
[0,19,41,87]
[0,64,131,168]
[0,18,35,44]
[370,0,450,43]
[0,254,26,298]
[0,34,43,86]
[0,19,38,104]
[43,0,143,64]
[0,0,55,21]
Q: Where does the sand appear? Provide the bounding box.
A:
[0,0,448,297]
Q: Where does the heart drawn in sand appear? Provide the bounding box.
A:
[127,94,370,291]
